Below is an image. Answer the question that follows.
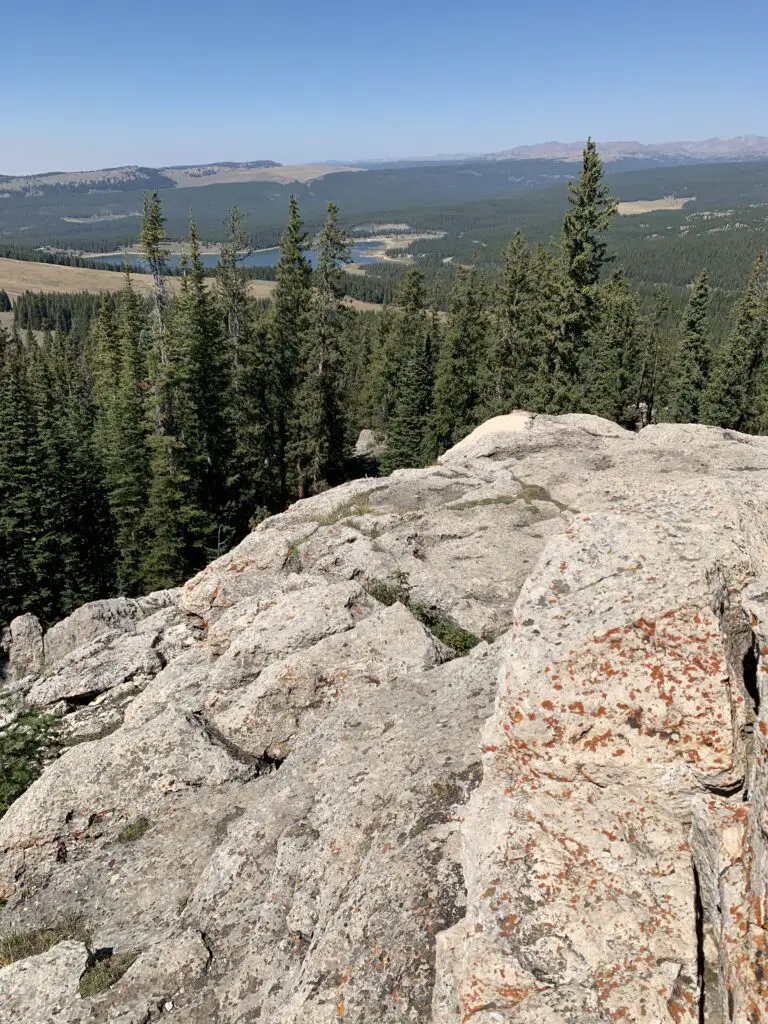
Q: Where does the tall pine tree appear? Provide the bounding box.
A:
[292,202,351,496]
[670,270,712,423]
[270,196,312,502]
[552,139,618,411]
[700,252,768,431]
[431,264,485,453]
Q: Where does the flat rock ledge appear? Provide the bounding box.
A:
[1,412,767,1023]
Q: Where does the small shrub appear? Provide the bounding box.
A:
[0,707,61,818]
[79,949,141,997]
[412,605,480,654]
[116,816,150,843]
[364,568,412,607]
[364,571,480,656]
[0,916,89,967]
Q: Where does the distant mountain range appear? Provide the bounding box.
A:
[5,137,768,194]
[355,136,768,167]
[485,136,768,163]
[0,160,361,195]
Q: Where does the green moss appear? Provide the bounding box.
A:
[116,816,150,843]
[0,916,89,967]
[79,949,141,997]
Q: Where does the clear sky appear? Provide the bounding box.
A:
[4,0,768,174]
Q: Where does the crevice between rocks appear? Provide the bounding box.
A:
[693,864,706,1024]
[189,711,287,777]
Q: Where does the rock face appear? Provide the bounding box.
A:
[1,412,767,1023]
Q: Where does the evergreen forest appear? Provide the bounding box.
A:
[3,141,768,629]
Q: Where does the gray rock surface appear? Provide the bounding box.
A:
[1,411,767,1022]
[6,614,44,680]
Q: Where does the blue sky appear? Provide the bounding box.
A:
[4,0,768,173]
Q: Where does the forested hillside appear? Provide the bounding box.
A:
[3,141,768,629]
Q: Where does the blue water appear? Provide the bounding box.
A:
[91,240,384,270]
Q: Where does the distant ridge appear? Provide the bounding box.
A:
[0,160,360,193]
[486,136,768,163]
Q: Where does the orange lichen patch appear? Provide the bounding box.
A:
[500,605,735,774]
[584,731,613,752]
[225,559,257,573]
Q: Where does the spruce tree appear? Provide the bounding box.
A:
[140,191,170,330]
[270,196,312,502]
[671,270,712,423]
[30,329,115,618]
[700,252,768,431]
[635,288,672,427]
[293,202,351,496]
[431,264,485,454]
[140,215,209,590]
[381,329,434,473]
[171,220,229,551]
[216,208,279,533]
[375,267,429,433]
[0,333,45,623]
[104,280,151,594]
[583,270,642,426]
[552,139,618,410]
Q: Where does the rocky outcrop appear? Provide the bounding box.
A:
[1,412,767,1023]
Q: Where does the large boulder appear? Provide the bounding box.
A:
[1,412,767,1022]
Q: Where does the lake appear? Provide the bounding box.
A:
[90,240,385,270]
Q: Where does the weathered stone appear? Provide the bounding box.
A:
[7,614,44,679]
[2,413,768,1022]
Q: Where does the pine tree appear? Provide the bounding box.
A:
[140,191,170,329]
[270,196,312,502]
[700,252,768,431]
[171,220,229,551]
[670,270,712,423]
[30,329,115,618]
[140,214,209,590]
[293,202,351,496]
[0,333,46,623]
[216,208,279,533]
[634,288,672,426]
[381,328,434,473]
[431,264,486,454]
[583,270,642,426]
[104,280,151,594]
[552,139,618,410]
[375,267,429,433]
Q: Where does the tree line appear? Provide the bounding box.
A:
[2,140,767,628]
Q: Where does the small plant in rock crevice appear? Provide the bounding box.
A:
[79,948,142,997]
[363,570,480,656]
[116,816,150,843]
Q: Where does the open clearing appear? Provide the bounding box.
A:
[0,257,274,301]
[617,196,694,215]
[0,257,381,311]
[164,163,362,187]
